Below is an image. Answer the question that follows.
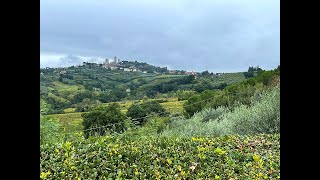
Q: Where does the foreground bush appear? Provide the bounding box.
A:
[163,86,280,138]
[161,107,227,138]
[217,86,280,135]
[40,134,280,179]
[41,99,62,144]
[40,115,61,144]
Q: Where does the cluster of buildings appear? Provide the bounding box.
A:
[102,56,121,70]
[80,56,216,76]
[83,56,147,73]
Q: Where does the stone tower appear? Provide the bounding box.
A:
[114,56,117,64]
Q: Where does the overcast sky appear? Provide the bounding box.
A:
[40,0,279,72]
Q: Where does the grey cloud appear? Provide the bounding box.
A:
[58,55,84,65]
[40,54,105,68]
[40,0,279,72]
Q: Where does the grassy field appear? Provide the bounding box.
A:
[210,72,246,85]
[103,98,185,114]
[47,112,83,133]
[160,98,185,113]
[48,98,185,134]
[63,108,76,113]
[48,81,85,93]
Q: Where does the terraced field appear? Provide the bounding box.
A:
[48,81,85,93]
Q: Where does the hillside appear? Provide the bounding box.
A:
[40,60,247,114]
[40,63,279,179]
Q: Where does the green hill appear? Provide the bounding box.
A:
[40,61,247,114]
[40,65,280,179]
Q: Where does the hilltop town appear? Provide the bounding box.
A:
[79,56,202,75]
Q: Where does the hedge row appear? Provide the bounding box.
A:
[40,134,280,179]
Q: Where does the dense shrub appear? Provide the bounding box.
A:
[162,109,223,138]
[183,67,280,117]
[183,90,228,117]
[199,107,230,122]
[81,103,126,138]
[40,115,61,144]
[126,101,166,124]
[175,90,197,101]
[40,99,62,144]
[217,86,280,135]
[163,86,280,138]
[75,98,101,112]
[124,116,172,140]
[40,134,280,179]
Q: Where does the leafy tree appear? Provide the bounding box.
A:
[126,101,166,125]
[75,98,101,112]
[71,90,94,104]
[181,75,195,84]
[255,71,277,86]
[98,92,116,103]
[175,90,197,101]
[82,103,126,138]
[244,66,263,78]
[44,93,70,113]
[183,94,204,117]
[194,82,213,93]
[244,68,254,78]
[113,89,127,99]
[216,82,228,90]
[201,70,210,76]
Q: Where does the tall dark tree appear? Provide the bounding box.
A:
[126,101,166,125]
[82,103,126,138]
[201,70,210,76]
